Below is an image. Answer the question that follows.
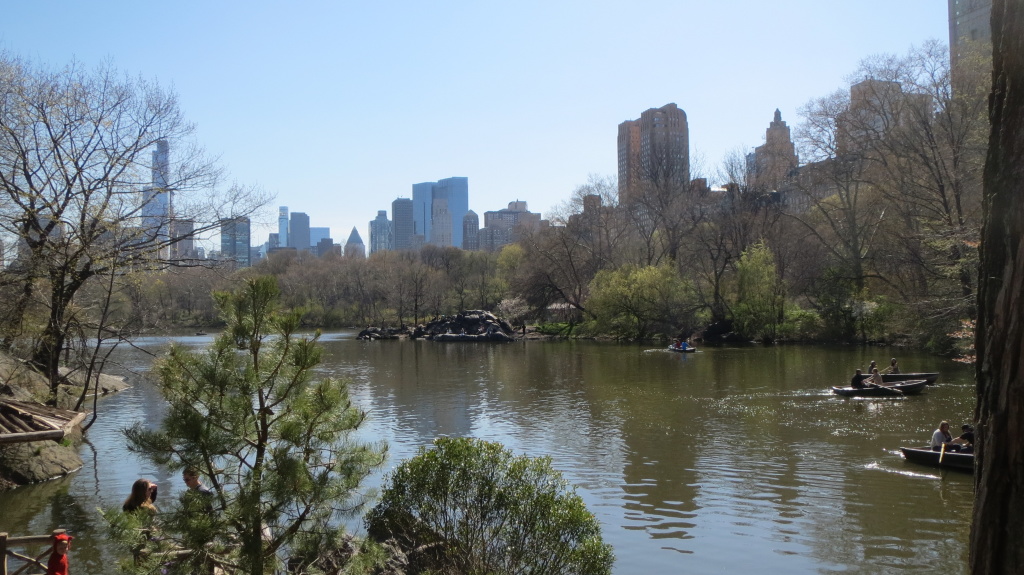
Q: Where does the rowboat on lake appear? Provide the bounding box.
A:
[899,446,974,472]
[668,346,697,353]
[830,379,929,397]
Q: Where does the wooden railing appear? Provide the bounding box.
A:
[0,529,66,575]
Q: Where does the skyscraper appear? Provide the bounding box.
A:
[220,216,251,268]
[434,177,469,248]
[141,139,172,250]
[289,212,310,251]
[344,227,365,258]
[462,210,479,251]
[392,198,414,250]
[748,109,798,191]
[410,177,469,248]
[412,182,434,242]
[617,103,690,203]
[278,206,289,248]
[310,227,331,247]
[369,210,392,254]
[948,0,992,66]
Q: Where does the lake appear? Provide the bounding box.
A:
[0,333,976,574]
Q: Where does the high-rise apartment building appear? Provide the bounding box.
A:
[948,0,992,66]
[462,210,479,251]
[618,103,690,204]
[748,109,798,191]
[392,198,415,250]
[289,212,311,251]
[430,198,452,246]
[369,210,392,254]
[220,216,251,268]
[278,206,289,248]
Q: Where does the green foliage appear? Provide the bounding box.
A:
[732,241,786,342]
[536,322,576,336]
[586,263,696,340]
[777,307,823,340]
[117,276,386,575]
[366,437,614,575]
[808,268,858,341]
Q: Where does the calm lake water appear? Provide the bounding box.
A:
[0,333,977,574]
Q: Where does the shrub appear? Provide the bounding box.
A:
[366,437,614,575]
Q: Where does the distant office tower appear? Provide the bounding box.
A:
[411,182,434,242]
[392,198,415,250]
[617,103,689,204]
[310,227,331,247]
[430,198,452,246]
[289,212,310,251]
[278,207,289,248]
[344,227,365,258]
[169,219,196,260]
[748,109,798,191]
[369,210,392,254]
[948,0,992,66]
[220,216,251,268]
[268,233,280,249]
[433,177,469,248]
[462,210,479,251]
[315,238,339,257]
[141,139,172,250]
[410,178,469,247]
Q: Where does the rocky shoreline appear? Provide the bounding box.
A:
[0,354,130,490]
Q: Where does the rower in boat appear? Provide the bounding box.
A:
[931,421,961,452]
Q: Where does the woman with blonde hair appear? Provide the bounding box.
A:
[122,478,159,515]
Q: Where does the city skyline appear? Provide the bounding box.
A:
[1,2,950,245]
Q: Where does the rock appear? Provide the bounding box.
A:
[411,310,517,342]
[0,428,83,486]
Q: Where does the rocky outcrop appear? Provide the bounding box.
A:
[356,326,409,340]
[412,311,516,342]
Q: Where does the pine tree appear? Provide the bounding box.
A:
[119,276,386,574]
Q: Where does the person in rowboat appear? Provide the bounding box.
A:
[953,424,974,453]
[870,367,886,387]
[885,358,900,374]
[851,369,868,389]
[930,421,961,452]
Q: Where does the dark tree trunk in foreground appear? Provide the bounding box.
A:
[972,1,1024,572]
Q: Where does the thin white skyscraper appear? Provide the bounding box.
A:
[141,139,172,253]
[278,206,289,248]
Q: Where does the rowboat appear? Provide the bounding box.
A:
[899,446,974,472]
[857,372,940,385]
[830,379,929,397]
[667,346,697,353]
[882,372,939,385]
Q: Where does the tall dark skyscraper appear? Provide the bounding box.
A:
[220,216,251,268]
[462,210,479,251]
[289,212,310,251]
[392,198,414,250]
[411,182,434,242]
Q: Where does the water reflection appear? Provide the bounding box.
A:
[0,337,975,574]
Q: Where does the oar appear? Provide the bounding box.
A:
[939,443,946,464]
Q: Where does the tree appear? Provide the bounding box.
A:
[586,263,697,340]
[733,240,786,342]
[119,277,386,574]
[0,53,265,399]
[366,437,614,575]
[972,1,1024,571]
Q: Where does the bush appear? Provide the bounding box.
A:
[365,437,614,575]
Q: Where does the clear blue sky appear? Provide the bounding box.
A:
[2,1,950,247]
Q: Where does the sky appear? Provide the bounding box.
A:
[2,1,951,248]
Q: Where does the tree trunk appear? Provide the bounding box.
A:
[971,1,1024,572]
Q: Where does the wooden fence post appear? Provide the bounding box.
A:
[1,532,8,575]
